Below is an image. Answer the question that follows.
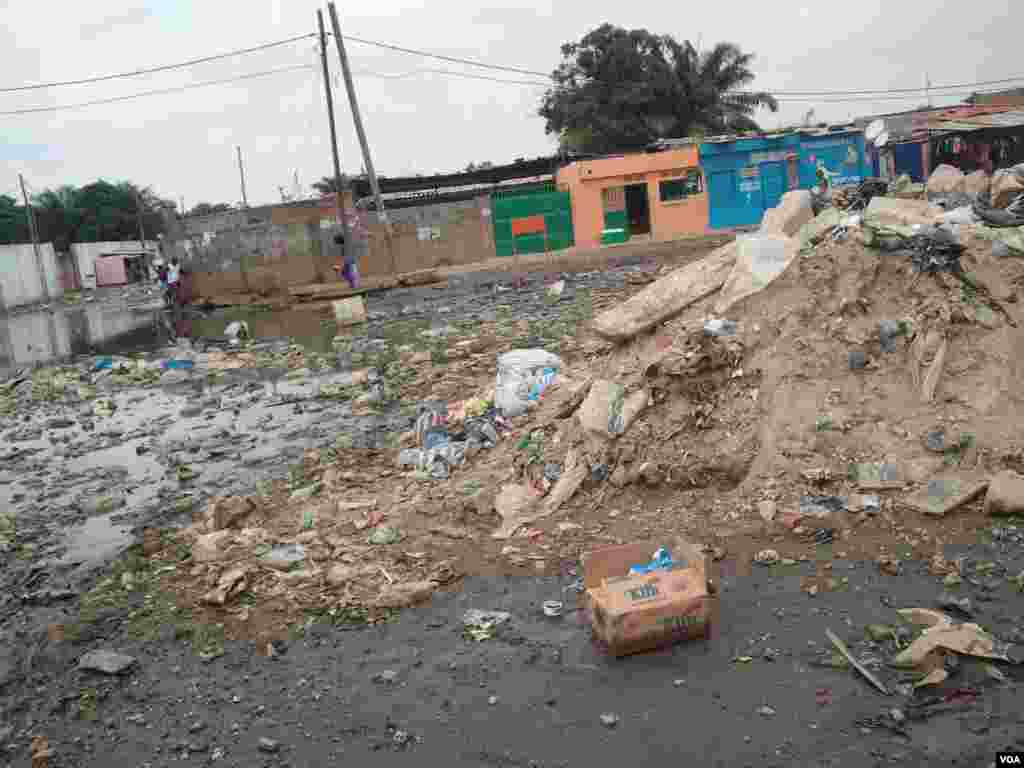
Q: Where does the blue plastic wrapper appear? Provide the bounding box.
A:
[628,546,675,576]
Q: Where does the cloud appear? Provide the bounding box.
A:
[79,6,154,40]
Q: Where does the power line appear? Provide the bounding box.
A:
[0,33,316,93]
[770,84,1024,104]
[0,65,315,116]
[350,66,549,86]
[751,74,1024,97]
[340,34,550,78]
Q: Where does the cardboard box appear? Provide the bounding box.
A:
[584,538,717,657]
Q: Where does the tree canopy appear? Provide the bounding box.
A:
[539,24,777,154]
[0,180,174,248]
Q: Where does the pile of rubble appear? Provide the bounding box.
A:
[145,172,1024,639]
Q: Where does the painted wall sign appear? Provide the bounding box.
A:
[739,166,760,178]
[750,150,789,164]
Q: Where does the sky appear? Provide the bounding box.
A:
[1,0,1021,207]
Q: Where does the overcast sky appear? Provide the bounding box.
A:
[2,0,1019,207]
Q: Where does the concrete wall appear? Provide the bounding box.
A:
[174,195,497,295]
[0,243,60,309]
[71,241,156,290]
[357,196,495,277]
[557,147,709,249]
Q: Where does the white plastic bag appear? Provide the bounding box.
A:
[494,349,562,418]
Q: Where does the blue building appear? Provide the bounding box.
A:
[700,128,868,231]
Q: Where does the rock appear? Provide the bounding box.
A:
[201,566,250,606]
[758,501,777,523]
[373,670,399,685]
[375,580,436,609]
[984,471,1024,517]
[192,531,236,563]
[78,650,136,675]
[205,496,256,531]
[600,713,620,728]
[848,350,867,370]
[488,695,499,706]
[609,464,630,488]
[257,737,280,754]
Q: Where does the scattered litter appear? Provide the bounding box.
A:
[627,546,675,575]
[756,705,776,717]
[542,601,564,618]
[585,538,713,657]
[368,526,403,546]
[800,495,848,517]
[260,544,306,571]
[825,628,890,695]
[848,350,867,370]
[703,318,738,337]
[494,349,561,418]
[893,611,1014,667]
[546,280,565,298]
[936,592,973,618]
[463,609,512,641]
[225,320,250,341]
[578,380,648,439]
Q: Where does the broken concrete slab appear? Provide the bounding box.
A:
[714,234,800,315]
[78,650,136,675]
[760,190,813,237]
[590,242,737,341]
[899,472,989,517]
[984,471,1024,517]
[577,380,649,440]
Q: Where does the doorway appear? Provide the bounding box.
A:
[624,183,651,236]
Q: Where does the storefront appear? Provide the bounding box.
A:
[555,144,708,248]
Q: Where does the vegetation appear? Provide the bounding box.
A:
[540,24,777,154]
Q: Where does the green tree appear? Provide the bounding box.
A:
[0,195,29,244]
[32,180,171,245]
[539,24,777,154]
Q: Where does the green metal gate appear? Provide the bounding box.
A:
[492,183,574,257]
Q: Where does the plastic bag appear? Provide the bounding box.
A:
[494,350,562,418]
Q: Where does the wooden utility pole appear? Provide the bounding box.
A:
[18,174,48,301]
[135,189,147,249]
[327,1,395,274]
[316,8,350,261]
[236,146,249,208]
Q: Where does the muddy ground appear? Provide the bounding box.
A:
[4,236,1024,767]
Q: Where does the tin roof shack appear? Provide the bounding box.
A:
[701,129,868,231]
[556,144,708,249]
[700,133,801,231]
[928,108,1024,175]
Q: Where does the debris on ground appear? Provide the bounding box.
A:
[894,608,1017,667]
[983,471,1024,517]
[825,628,890,695]
[584,538,714,657]
[30,736,53,768]
[463,609,512,641]
[78,650,137,675]
[899,473,990,517]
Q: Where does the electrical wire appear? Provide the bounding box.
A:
[0,65,315,116]
[350,66,549,86]
[340,34,549,78]
[0,33,316,93]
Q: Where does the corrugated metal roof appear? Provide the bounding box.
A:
[930,109,1024,132]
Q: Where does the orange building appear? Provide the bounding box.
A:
[555,143,708,249]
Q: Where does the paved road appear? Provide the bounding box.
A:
[4,537,1024,767]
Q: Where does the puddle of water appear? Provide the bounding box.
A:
[59,511,134,567]
[0,304,168,377]
[191,308,340,354]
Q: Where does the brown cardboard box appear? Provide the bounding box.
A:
[584,538,717,657]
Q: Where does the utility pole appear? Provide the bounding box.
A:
[135,189,147,249]
[317,7,351,262]
[236,146,249,209]
[18,174,48,301]
[327,1,395,274]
